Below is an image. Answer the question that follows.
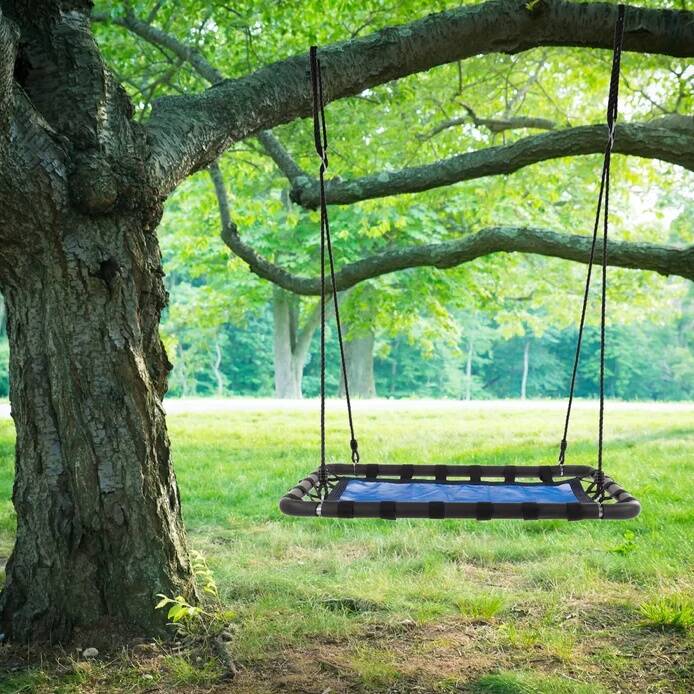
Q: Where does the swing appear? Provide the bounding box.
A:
[280,6,640,521]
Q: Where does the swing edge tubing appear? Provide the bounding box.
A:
[279,464,641,520]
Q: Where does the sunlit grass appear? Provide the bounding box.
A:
[0,401,692,692]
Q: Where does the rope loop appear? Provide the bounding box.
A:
[350,438,360,465]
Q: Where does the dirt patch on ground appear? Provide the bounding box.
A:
[1,612,692,693]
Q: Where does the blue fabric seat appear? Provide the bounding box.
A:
[337,479,581,504]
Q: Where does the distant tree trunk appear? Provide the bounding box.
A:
[389,337,400,396]
[339,331,376,398]
[272,287,323,398]
[177,343,194,397]
[213,341,224,396]
[272,289,302,398]
[465,339,474,401]
[521,338,531,400]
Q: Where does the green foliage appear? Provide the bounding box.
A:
[609,530,637,556]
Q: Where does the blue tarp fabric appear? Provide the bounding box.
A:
[338,479,581,504]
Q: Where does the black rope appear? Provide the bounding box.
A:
[557,5,625,498]
[310,47,360,496]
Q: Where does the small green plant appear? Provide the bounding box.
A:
[191,549,219,598]
[609,530,637,555]
[639,595,694,633]
[155,593,204,630]
[155,551,233,639]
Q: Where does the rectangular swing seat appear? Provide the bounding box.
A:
[279,463,640,521]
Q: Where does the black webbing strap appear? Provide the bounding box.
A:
[429,502,446,519]
[566,503,584,521]
[400,465,414,480]
[503,466,517,483]
[379,501,397,520]
[475,502,493,521]
[435,465,447,482]
[522,502,540,521]
[310,46,360,497]
[469,465,482,483]
[337,501,354,518]
[556,5,625,497]
[539,468,554,484]
[365,464,379,480]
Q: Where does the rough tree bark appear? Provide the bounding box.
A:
[0,1,194,642]
[339,332,377,399]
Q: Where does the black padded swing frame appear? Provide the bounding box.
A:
[280,463,640,521]
[280,8,642,524]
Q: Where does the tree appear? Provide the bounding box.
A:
[0,0,692,643]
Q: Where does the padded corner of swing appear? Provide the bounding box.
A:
[280,464,640,521]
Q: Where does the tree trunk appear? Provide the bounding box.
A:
[521,339,531,400]
[213,341,224,396]
[339,332,376,399]
[272,289,302,398]
[465,339,474,401]
[272,287,325,399]
[0,213,195,642]
[0,1,196,643]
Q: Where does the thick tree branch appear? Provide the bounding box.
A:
[290,122,694,208]
[143,0,694,192]
[227,223,694,296]
[93,8,307,190]
[210,163,693,294]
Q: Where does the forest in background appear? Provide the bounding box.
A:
[3,287,693,400]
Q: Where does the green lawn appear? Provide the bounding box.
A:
[1,402,693,693]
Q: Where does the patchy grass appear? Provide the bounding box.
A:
[639,595,694,633]
[0,400,693,692]
[472,670,605,693]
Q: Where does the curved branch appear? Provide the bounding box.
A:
[142,0,694,192]
[233,227,693,295]
[422,105,556,140]
[99,9,224,83]
[210,162,693,295]
[290,122,694,208]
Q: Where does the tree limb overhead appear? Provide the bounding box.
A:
[210,162,694,295]
[142,0,694,192]
[290,122,694,208]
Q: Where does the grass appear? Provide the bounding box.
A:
[0,400,693,692]
[639,595,694,633]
